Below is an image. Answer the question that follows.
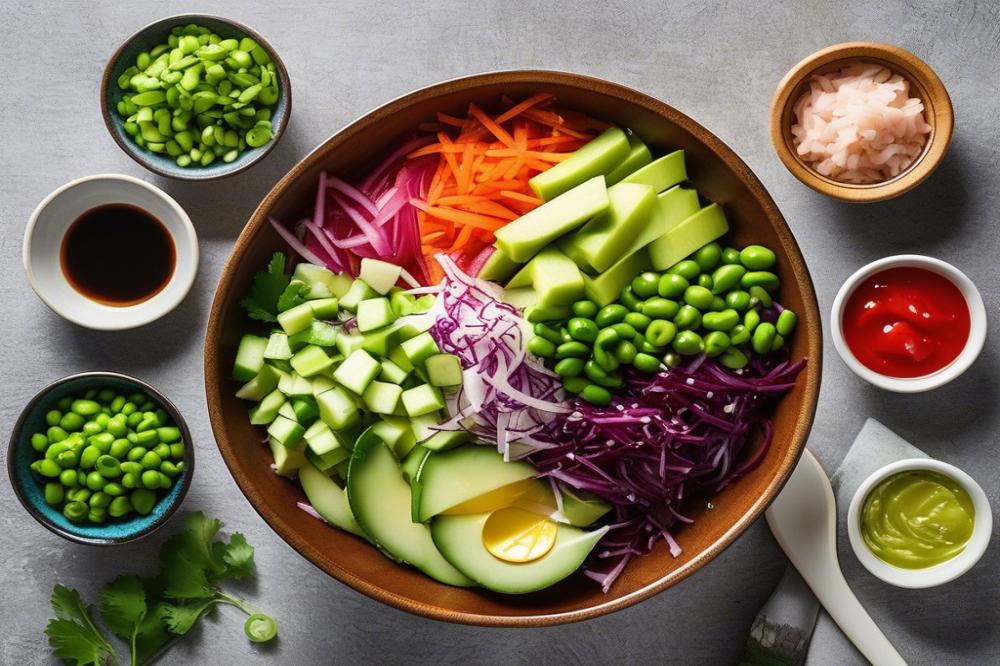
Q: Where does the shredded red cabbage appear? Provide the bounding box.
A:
[529,355,806,592]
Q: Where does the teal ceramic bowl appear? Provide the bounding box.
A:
[100,14,291,180]
[7,372,194,545]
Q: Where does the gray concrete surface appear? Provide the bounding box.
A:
[2,1,998,664]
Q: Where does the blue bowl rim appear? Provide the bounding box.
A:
[99,12,292,181]
[6,371,195,545]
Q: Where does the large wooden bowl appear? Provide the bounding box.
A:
[205,70,821,626]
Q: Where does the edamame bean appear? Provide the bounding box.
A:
[729,324,751,346]
[632,353,661,373]
[725,290,752,312]
[711,264,746,294]
[608,323,636,339]
[562,377,589,394]
[673,331,704,356]
[703,309,740,331]
[697,274,714,290]
[44,483,64,506]
[720,347,749,369]
[156,427,181,443]
[59,469,79,487]
[657,273,689,299]
[662,352,681,368]
[776,309,798,336]
[741,271,780,292]
[669,260,701,280]
[595,304,629,327]
[127,447,148,463]
[710,297,726,312]
[683,286,714,310]
[45,442,69,461]
[704,331,731,358]
[170,443,185,460]
[693,242,722,271]
[88,509,107,524]
[572,300,598,318]
[527,336,556,358]
[56,451,78,469]
[631,272,660,298]
[624,312,651,331]
[142,470,162,489]
[749,286,772,308]
[153,443,171,459]
[59,412,85,432]
[36,459,62,478]
[645,320,677,347]
[64,501,88,522]
[31,433,49,452]
[71,399,101,416]
[110,438,131,459]
[580,385,612,406]
[567,318,599,343]
[739,245,776,270]
[109,496,133,518]
[642,298,679,320]
[721,247,741,265]
[96,455,121,478]
[533,323,563,345]
[618,286,644,312]
[46,410,62,427]
[140,451,162,469]
[744,309,761,332]
[122,472,140,489]
[89,491,111,509]
[752,323,777,355]
[592,343,620,372]
[131,489,157,515]
[554,358,585,377]
[555,341,590,359]
[47,426,69,443]
[673,305,702,331]
[615,340,637,364]
[103,482,124,497]
[82,421,103,436]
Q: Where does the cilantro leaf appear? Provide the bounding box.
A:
[219,533,255,579]
[277,280,311,313]
[159,538,214,600]
[133,603,174,665]
[162,599,219,635]
[46,585,116,666]
[99,576,146,641]
[240,252,290,321]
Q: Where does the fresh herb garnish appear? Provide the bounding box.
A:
[276,279,311,313]
[44,513,277,666]
[240,252,291,321]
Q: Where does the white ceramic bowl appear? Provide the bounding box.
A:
[830,255,986,392]
[23,174,198,330]
[847,458,992,588]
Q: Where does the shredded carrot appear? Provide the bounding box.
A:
[499,190,544,206]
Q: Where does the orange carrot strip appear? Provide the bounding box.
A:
[447,224,475,252]
[436,112,466,127]
[499,190,544,206]
[494,93,555,124]
[468,104,516,148]
[484,149,572,162]
[410,200,507,232]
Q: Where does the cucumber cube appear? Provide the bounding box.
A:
[305,282,332,300]
[290,345,334,378]
[310,375,337,396]
[309,297,340,320]
[359,258,403,295]
[409,412,442,442]
[316,386,360,430]
[335,331,365,358]
[372,417,416,458]
[310,320,339,347]
[293,263,343,294]
[401,384,445,416]
[332,349,381,395]
[400,332,440,367]
[412,294,435,313]
[235,364,281,401]
[357,297,396,332]
[264,332,293,361]
[388,346,414,372]
[249,388,286,425]
[233,334,268,382]
[390,291,416,317]
[379,359,410,385]
[278,371,313,397]
[278,401,298,422]
[424,354,463,387]
[277,302,315,335]
[268,415,305,448]
[303,423,350,472]
[362,381,403,414]
[269,438,306,477]
[339,279,378,313]
[422,430,470,452]
[292,397,319,424]
[332,458,351,481]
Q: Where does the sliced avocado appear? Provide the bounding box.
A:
[478,247,522,283]
[648,203,729,271]
[346,428,474,587]
[556,484,612,527]
[431,513,608,594]
[620,149,687,192]
[298,461,364,537]
[440,478,543,515]
[504,247,584,307]
[605,134,652,185]
[529,128,630,201]
[582,248,652,307]
[558,182,657,273]
[412,445,537,523]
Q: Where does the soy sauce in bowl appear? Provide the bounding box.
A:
[61,204,176,306]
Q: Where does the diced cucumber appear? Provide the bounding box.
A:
[278,401,298,422]
[304,423,350,472]
[270,438,306,477]
[357,297,396,332]
[339,279,378,313]
[528,127,630,201]
[291,396,319,424]
[235,364,280,401]
[478,247,522,282]
[332,349,381,395]
[310,375,337,396]
[648,203,729,271]
[233,334,267,382]
[290,345,334,377]
[421,430,469,452]
[620,149,687,192]
[504,247,584,307]
[277,302,315,335]
[335,330,365,357]
[425,354,462,387]
[401,332,440,367]
[316,385,361,430]
[309,297,340,320]
[401,384,445,417]
[268,415,305,448]
[379,359,409,385]
[362,381,404,414]
[409,412,441,443]
[372,417,416,458]
[388,346,414,373]
[359,258,403,295]
[304,281,332,300]
[293,263,338,291]
[307,320,338,347]
[263,332,293,361]
[605,134,652,185]
[249,388,286,425]
[412,295,435,313]
[500,286,537,310]
[278,371,313,397]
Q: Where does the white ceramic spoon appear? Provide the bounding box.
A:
[765,449,906,666]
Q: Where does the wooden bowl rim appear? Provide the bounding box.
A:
[769,42,954,203]
[204,69,822,626]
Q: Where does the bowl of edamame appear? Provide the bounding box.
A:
[101,14,291,180]
[6,372,194,545]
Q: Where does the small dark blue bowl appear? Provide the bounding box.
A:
[100,14,291,180]
[7,372,194,545]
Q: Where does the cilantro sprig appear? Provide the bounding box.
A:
[44,513,277,666]
[239,252,291,322]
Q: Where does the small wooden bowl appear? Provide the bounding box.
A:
[770,42,953,203]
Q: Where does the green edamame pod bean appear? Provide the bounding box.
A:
[141,470,161,489]
[744,309,761,332]
[669,260,701,280]
[37,459,62,478]
[88,508,107,524]
[741,271,780,292]
[618,286,644,312]
[730,324,751,346]
[59,412,85,432]
[642,298,679,320]
[59,469,78,487]
[776,309,798,336]
[673,305,702,331]
[110,439,131,459]
[153,443,171,459]
[752,323,777,355]
[110,395,126,413]
[739,245,776,270]
[697,274,714,290]
[722,247,741,265]
[96,455,121,478]
[71,399,101,416]
[64,501,88,522]
[632,353,661,373]
[47,426,69,443]
[615,340,637,364]
[749,285,773,309]
[97,388,115,404]
[107,416,127,438]
[580,385,612,406]
[583,360,611,385]
[710,297,727,312]
[44,442,68,460]
[703,309,740,332]
[608,323,636,339]
[683,285,714,310]
[120,461,142,475]
[567,318,599,343]
[31,433,49,452]
[572,300,598,318]
[771,333,785,352]
[556,341,590,359]
[711,264,746,294]
[533,323,563,345]
[46,410,62,426]
[554,358,585,377]
[169,443,185,459]
[56,451,78,469]
[156,427,181,443]
[127,447,148,462]
[527,336,556,358]
[662,352,682,368]
[645,320,677,347]
[122,472,139,489]
[57,397,73,412]
[89,491,111,509]
[623,312,651,331]
[673,331,704,356]
[86,471,106,491]
[595,304,629,327]
[103,482,124,497]
[720,347,749,370]
[82,421,103,436]
[725,290,752,312]
[631,272,660,298]
[562,377,589,394]
[560,328,574,344]
[693,242,722,272]
[657,273,689,298]
[640,341,666,354]
[109,496,132,518]
[44,483,64,506]
[704,331,731,358]
[131,489,157,515]
[592,345,620,372]
[140,451,162,469]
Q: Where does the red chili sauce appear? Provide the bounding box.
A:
[842,266,970,378]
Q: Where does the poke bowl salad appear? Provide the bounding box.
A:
[207,76,819,618]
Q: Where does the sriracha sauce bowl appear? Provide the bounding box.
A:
[831,255,986,392]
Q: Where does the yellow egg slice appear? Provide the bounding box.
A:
[482,507,558,563]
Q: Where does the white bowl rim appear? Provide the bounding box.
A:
[830,254,986,392]
[22,173,198,330]
[847,457,992,588]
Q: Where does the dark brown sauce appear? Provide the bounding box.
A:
[61,204,176,306]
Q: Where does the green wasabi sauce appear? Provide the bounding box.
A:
[861,470,975,569]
